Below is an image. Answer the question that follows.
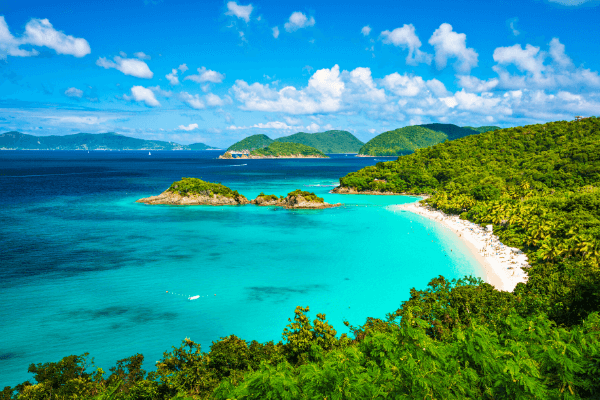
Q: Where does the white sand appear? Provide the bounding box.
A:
[388,201,528,292]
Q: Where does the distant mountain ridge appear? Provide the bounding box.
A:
[0,131,218,150]
[227,130,364,153]
[358,123,481,156]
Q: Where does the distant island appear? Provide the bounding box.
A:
[0,131,218,151]
[357,124,499,156]
[225,130,364,154]
[137,178,339,209]
[220,142,327,159]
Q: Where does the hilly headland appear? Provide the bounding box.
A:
[219,141,327,159]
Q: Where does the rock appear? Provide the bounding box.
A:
[137,190,249,206]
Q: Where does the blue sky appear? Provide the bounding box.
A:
[1,0,600,147]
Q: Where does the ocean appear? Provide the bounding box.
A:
[0,150,483,386]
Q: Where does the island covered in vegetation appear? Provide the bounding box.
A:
[274,130,364,153]
[5,118,600,400]
[220,142,327,159]
[136,178,249,205]
[251,190,340,209]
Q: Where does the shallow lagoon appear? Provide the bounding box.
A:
[0,151,482,386]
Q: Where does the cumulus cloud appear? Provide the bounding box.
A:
[205,93,226,107]
[380,24,432,65]
[134,51,150,60]
[179,92,205,109]
[507,17,520,37]
[185,67,225,83]
[123,86,160,107]
[64,87,83,98]
[272,26,280,38]
[178,123,199,131]
[166,69,179,85]
[361,25,371,36]
[225,2,253,22]
[284,12,315,32]
[428,23,478,73]
[96,56,154,79]
[0,16,90,59]
[493,43,545,76]
[178,63,188,73]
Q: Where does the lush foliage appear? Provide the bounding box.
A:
[249,142,326,158]
[286,189,325,203]
[255,192,279,201]
[0,131,193,150]
[274,130,364,153]
[167,178,244,200]
[226,134,273,152]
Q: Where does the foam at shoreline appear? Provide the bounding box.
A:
[388,201,528,292]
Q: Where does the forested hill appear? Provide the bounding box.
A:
[5,118,600,399]
[358,125,447,156]
[274,130,363,153]
[226,134,273,151]
[0,131,217,150]
[358,123,479,156]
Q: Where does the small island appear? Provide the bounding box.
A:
[220,142,328,159]
[136,177,249,205]
[251,190,341,209]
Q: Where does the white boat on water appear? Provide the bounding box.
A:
[149,152,151,155]
[188,295,200,301]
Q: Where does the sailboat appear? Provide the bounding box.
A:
[149,152,151,155]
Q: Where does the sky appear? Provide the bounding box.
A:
[1,0,600,147]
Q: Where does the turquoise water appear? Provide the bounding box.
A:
[0,152,483,386]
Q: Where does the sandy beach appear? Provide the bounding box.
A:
[389,201,528,292]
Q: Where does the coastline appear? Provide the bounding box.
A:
[389,201,528,292]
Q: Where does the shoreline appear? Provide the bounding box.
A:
[389,201,528,292]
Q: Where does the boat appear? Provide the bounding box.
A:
[188,295,200,301]
[149,152,151,155]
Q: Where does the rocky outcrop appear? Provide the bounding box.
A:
[136,190,249,205]
[251,192,341,209]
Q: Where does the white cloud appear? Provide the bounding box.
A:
[361,25,371,36]
[380,24,432,65]
[284,12,315,32]
[43,116,112,125]
[272,26,280,39]
[166,69,179,85]
[96,56,154,79]
[457,75,499,92]
[134,51,151,60]
[185,67,225,83]
[493,43,545,76]
[179,92,205,109]
[284,116,302,125]
[507,17,520,37]
[178,123,199,131]
[123,86,160,107]
[149,85,172,97]
[0,16,90,59]
[205,93,226,107]
[225,1,253,22]
[178,63,188,73]
[64,87,83,98]
[428,23,478,73]
[23,18,91,57]
[548,38,573,69]
[547,0,597,5]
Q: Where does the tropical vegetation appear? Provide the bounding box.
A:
[274,130,364,153]
[463,125,501,133]
[286,189,325,203]
[249,142,327,158]
[167,178,244,200]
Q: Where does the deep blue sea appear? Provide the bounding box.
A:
[0,150,483,386]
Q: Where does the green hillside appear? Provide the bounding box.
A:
[249,141,327,157]
[0,131,191,150]
[464,125,502,133]
[419,123,480,140]
[227,134,273,151]
[358,126,447,156]
[275,130,364,153]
